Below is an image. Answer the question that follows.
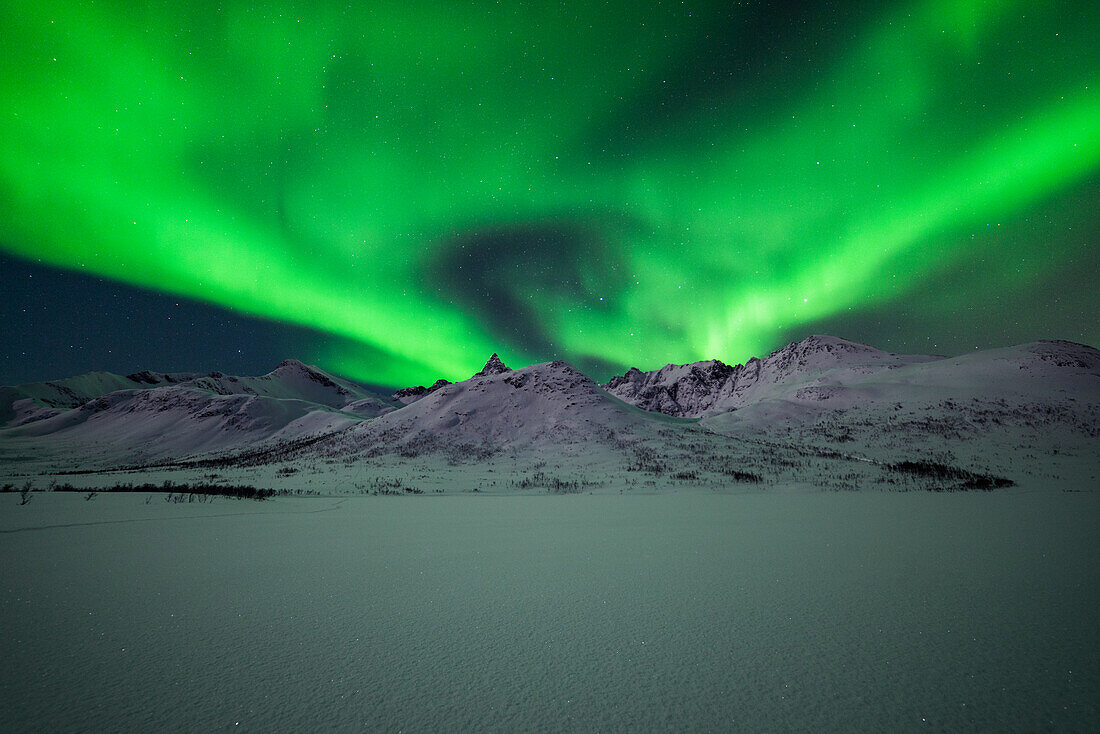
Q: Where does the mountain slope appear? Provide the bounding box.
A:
[696,339,1100,486]
[599,337,1099,487]
[0,370,199,426]
[604,335,941,417]
[390,352,512,405]
[341,358,691,456]
[0,360,400,465]
[1,339,1095,492]
[1,360,394,426]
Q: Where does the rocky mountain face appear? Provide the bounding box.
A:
[603,335,941,417]
[604,360,736,418]
[475,353,511,376]
[393,379,451,405]
[392,353,511,404]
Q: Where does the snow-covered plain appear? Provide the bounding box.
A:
[2,490,1097,732]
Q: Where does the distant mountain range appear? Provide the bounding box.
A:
[0,358,397,455]
[1,336,1097,492]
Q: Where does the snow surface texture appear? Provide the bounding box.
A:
[0,338,1097,491]
[2,491,1097,732]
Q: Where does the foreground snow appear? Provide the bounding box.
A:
[2,490,1097,733]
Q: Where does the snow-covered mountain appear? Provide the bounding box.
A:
[0,369,197,426]
[390,352,512,405]
[242,354,769,494]
[605,336,1099,422]
[1,359,388,425]
[597,336,1099,488]
[1,338,1096,492]
[0,360,399,464]
[653,338,1098,487]
[347,356,685,455]
[603,335,942,417]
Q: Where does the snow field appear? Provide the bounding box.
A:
[2,490,1097,732]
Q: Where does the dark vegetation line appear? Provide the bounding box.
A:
[883,461,1015,490]
[1,481,321,500]
[49,429,349,476]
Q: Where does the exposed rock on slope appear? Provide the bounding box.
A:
[475,353,511,376]
[604,335,939,417]
[393,379,451,405]
[605,360,735,417]
[392,353,512,405]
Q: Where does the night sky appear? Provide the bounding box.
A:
[1,1,1097,387]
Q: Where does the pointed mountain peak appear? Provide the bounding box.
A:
[475,353,511,377]
[269,359,340,389]
[274,358,309,371]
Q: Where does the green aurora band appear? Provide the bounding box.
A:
[1,0,1097,384]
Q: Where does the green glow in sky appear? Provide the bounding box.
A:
[1,1,1097,384]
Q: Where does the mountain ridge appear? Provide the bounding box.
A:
[1,336,1096,491]
[602,334,945,417]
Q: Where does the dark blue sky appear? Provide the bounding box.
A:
[0,253,321,385]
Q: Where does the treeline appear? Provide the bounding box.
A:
[626,445,764,483]
[511,472,594,493]
[883,461,1014,490]
[1,481,318,500]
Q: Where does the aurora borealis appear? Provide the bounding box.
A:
[1,1,1097,386]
